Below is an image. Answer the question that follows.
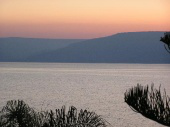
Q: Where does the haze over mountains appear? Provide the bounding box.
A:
[0,38,84,61]
[0,32,169,63]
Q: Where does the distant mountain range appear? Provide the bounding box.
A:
[0,32,169,63]
[0,38,84,61]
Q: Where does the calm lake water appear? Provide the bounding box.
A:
[0,62,170,127]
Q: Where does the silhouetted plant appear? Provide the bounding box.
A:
[0,100,107,127]
[124,84,170,126]
[0,100,40,127]
[160,32,170,53]
[42,106,106,127]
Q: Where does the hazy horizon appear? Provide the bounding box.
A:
[0,31,167,39]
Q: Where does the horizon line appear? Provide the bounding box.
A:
[0,31,167,40]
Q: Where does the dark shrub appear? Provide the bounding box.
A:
[125,84,170,126]
[0,100,107,127]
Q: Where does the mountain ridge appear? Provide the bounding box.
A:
[0,38,85,61]
[0,32,169,63]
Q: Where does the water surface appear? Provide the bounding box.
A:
[0,62,170,127]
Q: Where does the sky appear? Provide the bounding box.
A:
[0,0,169,39]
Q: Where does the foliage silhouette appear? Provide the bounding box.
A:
[124,84,170,126]
[41,106,106,127]
[0,100,40,127]
[160,32,170,53]
[0,100,107,127]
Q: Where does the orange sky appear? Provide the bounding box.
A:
[0,0,169,39]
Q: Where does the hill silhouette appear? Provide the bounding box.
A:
[0,32,169,63]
